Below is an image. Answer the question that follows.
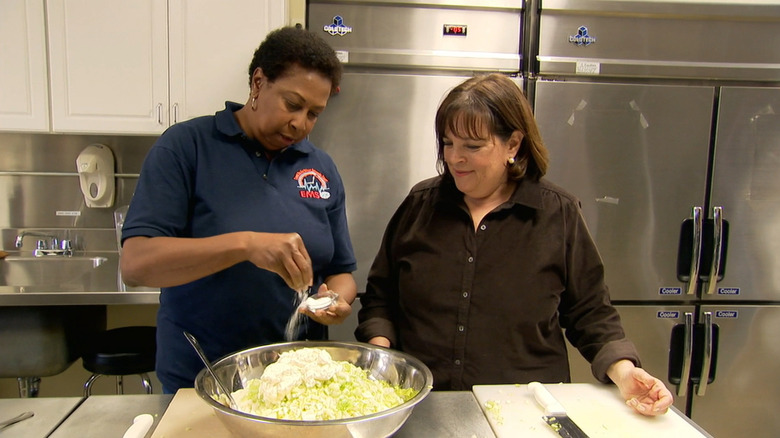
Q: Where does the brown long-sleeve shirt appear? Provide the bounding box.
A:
[355,175,640,390]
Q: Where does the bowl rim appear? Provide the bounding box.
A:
[193,340,434,425]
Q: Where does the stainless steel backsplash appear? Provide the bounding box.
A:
[0,132,156,253]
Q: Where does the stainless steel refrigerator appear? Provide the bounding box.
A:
[527,1,780,436]
[306,0,524,339]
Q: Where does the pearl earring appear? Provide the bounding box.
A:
[508,157,516,165]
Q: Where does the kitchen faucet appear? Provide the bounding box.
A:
[14,231,73,257]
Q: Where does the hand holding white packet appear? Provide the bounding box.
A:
[303,290,339,311]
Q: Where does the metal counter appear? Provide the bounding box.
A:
[0,289,160,306]
[395,391,496,438]
[0,396,83,438]
[49,394,172,438]
[34,391,495,438]
[1,387,715,437]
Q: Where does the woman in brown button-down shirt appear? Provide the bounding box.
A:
[355,73,672,416]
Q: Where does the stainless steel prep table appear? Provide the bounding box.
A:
[7,385,715,437]
[0,396,82,437]
[46,391,495,437]
[396,391,496,438]
[0,288,160,306]
[49,394,172,438]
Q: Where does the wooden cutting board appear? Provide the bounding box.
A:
[472,384,711,438]
[150,389,232,437]
[151,389,493,438]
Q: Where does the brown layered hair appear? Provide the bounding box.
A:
[435,73,549,181]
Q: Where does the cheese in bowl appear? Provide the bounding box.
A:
[230,347,417,420]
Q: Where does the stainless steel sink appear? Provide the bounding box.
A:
[0,251,157,305]
[0,255,111,289]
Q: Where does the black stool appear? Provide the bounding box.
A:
[82,326,157,396]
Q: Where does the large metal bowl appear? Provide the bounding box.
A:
[194,341,433,438]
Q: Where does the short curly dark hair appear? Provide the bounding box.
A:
[248,26,342,94]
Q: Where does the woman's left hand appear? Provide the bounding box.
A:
[609,360,674,416]
[298,283,352,325]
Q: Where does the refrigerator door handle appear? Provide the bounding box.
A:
[677,312,694,397]
[695,312,714,396]
[686,206,703,295]
[705,206,724,295]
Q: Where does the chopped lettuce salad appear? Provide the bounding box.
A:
[230,348,417,421]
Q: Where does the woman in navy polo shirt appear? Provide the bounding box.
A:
[120,26,357,393]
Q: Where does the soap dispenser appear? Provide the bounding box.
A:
[76,144,115,208]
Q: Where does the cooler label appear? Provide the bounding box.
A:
[718,287,740,295]
[715,310,738,318]
[659,287,682,295]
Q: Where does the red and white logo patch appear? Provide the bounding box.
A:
[293,168,330,199]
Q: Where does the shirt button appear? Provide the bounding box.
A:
[462,291,469,298]
[458,325,465,332]
[480,224,487,231]
[263,174,268,180]
[255,151,261,157]
[454,359,462,366]
[467,256,474,263]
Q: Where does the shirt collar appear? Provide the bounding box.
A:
[438,175,545,211]
[215,101,314,156]
[508,177,544,210]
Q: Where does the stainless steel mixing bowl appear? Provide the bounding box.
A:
[194,341,433,438]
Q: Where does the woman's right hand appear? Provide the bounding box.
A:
[121,231,313,290]
[246,232,313,292]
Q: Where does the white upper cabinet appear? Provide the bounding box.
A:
[47,0,168,134]
[168,0,288,124]
[46,0,287,135]
[0,0,50,132]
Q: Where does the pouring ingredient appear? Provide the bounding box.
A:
[229,347,416,420]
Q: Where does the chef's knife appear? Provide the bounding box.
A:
[528,382,590,438]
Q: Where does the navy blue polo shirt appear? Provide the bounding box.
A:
[122,102,357,391]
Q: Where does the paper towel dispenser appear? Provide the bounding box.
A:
[76,144,115,208]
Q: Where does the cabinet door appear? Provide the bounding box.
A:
[168,0,287,123]
[47,0,168,134]
[691,305,780,436]
[533,80,714,301]
[0,0,49,132]
[708,87,780,302]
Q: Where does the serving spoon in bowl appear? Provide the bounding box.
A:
[183,331,239,410]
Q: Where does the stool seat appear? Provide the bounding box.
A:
[82,326,156,396]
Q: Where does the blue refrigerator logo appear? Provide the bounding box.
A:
[569,26,597,46]
[324,16,353,36]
